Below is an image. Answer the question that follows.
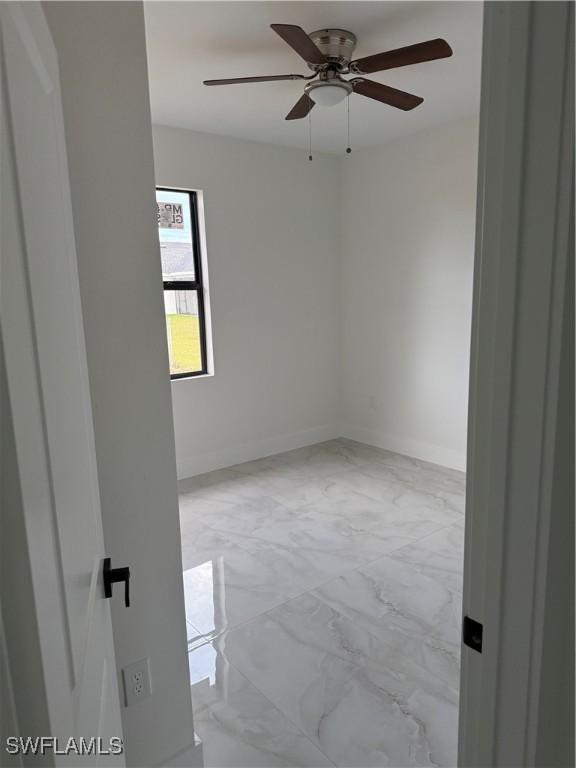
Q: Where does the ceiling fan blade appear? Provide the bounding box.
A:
[285,93,315,120]
[352,38,452,74]
[351,78,423,111]
[204,74,308,86]
[271,24,327,65]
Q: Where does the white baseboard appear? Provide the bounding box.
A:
[177,423,465,478]
[177,424,339,479]
[339,424,466,472]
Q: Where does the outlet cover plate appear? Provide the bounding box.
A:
[122,657,152,706]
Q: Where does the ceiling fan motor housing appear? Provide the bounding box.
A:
[307,29,358,71]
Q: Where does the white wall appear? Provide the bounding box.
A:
[152,126,341,478]
[44,5,198,766]
[340,116,478,471]
[153,118,477,477]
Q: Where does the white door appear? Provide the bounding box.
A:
[0,3,125,763]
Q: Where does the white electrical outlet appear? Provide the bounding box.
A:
[122,658,152,706]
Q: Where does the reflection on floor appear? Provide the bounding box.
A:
[179,439,465,768]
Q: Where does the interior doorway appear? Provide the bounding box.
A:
[145,2,482,765]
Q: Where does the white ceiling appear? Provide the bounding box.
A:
[144,1,482,154]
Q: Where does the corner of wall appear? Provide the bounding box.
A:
[339,422,466,472]
[177,424,339,479]
[336,117,478,475]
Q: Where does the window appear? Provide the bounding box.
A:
[156,188,208,378]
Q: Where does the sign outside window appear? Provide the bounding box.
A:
[157,201,185,230]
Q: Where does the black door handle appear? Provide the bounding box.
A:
[103,557,130,607]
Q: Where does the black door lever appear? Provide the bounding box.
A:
[103,557,130,607]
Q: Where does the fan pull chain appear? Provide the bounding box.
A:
[346,95,352,155]
[308,110,313,161]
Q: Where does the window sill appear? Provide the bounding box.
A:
[170,372,214,382]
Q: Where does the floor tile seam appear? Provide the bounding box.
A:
[196,466,358,490]
[293,546,465,648]
[343,510,461,541]
[359,458,464,477]
[282,558,464,661]
[386,549,466,583]
[197,572,463,720]
[381,550,466,598]
[180,489,464,542]
[197,573,357,648]
[182,536,414,639]
[181,497,465,619]
[193,642,339,767]
[179,498,253,516]
[301,553,445,614]
[218,515,420,554]
[388,575,465,603]
[204,537,417,640]
[323,445,457,470]
[207,539,431,651]
[186,586,309,649]
[181,501,321,546]
[182,517,266,553]
[180,486,464,527]
[348,486,461,525]
[179,508,237,531]
[218,573,461,705]
[384,519,465,560]
[252,467,359,484]
[185,552,398,653]
[306,584,464,678]
[232,533,421,600]
[339,461,463,487]
[181,464,390,507]
[182,518,464,639]
[184,527,437,645]
[212,613,378,724]
[190,504,443,551]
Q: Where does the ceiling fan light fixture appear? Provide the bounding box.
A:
[305,80,352,107]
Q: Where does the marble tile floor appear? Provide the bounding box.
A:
[179,439,466,768]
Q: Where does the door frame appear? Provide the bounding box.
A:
[1,0,573,764]
[459,2,574,766]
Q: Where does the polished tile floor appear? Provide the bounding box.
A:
[179,439,465,768]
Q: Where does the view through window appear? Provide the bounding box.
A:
[156,188,207,378]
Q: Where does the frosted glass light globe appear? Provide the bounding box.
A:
[309,83,350,107]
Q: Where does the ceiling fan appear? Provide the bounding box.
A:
[203,25,453,120]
